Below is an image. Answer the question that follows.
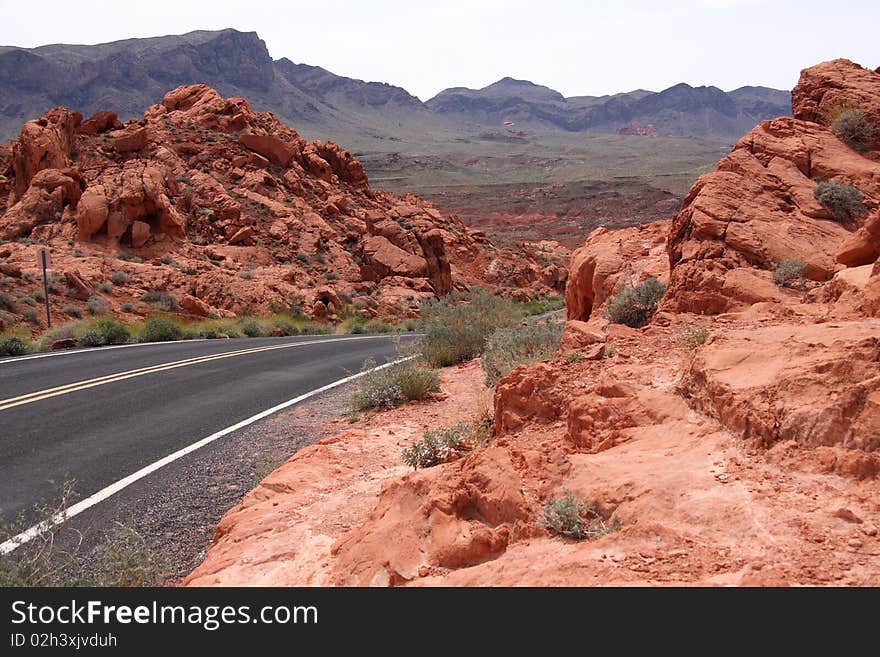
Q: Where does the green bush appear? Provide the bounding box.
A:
[394,363,441,401]
[604,277,666,328]
[63,305,82,318]
[238,317,266,338]
[420,289,520,367]
[77,330,105,348]
[538,492,619,541]
[517,295,566,317]
[402,422,469,469]
[351,358,440,411]
[93,317,130,345]
[0,334,30,357]
[482,320,564,385]
[22,308,39,324]
[813,181,867,221]
[830,107,878,151]
[773,259,807,288]
[138,316,183,343]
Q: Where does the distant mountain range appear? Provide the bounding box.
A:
[0,29,789,144]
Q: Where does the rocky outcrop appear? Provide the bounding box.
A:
[665,60,880,314]
[565,220,667,321]
[0,84,566,331]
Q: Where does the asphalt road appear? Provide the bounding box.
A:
[0,334,413,524]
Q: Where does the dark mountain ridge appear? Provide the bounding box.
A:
[0,28,790,142]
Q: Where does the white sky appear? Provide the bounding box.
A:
[0,0,877,100]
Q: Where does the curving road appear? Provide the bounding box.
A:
[0,334,414,529]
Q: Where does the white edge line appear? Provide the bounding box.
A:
[0,339,210,365]
[0,354,416,555]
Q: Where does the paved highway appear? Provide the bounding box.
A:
[0,334,413,530]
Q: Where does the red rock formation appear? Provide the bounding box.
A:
[0,85,567,331]
[665,60,880,314]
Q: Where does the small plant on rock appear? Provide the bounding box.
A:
[813,181,867,221]
[773,259,807,288]
[828,105,878,151]
[86,295,110,315]
[539,492,619,541]
[677,321,709,349]
[605,276,666,328]
[402,422,469,469]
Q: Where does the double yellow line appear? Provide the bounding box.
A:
[0,336,379,413]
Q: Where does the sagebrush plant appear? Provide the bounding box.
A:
[813,181,867,221]
[773,259,807,288]
[604,276,666,328]
[138,316,184,342]
[827,105,878,151]
[677,321,709,349]
[482,320,564,385]
[351,357,440,411]
[89,522,167,587]
[538,492,619,541]
[0,333,30,357]
[402,422,469,469]
[86,295,110,315]
[419,288,521,367]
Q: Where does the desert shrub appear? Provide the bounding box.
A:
[813,181,867,221]
[402,422,469,469]
[351,359,401,410]
[138,316,183,343]
[394,363,441,401]
[299,321,331,335]
[22,308,39,324]
[17,294,37,307]
[517,295,566,317]
[93,317,130,345]
[63,305,82,318]
[564,352,585,363]
[363,319,394,334]
[604,277,666,328]
[120,303,135,313]
[482,320,564,385]
[773,259,807,288]
[829,106,878,150]
[77,330,105,348]
[86,295,110,315]
[269,317,300,336]
[349,323,365,334]
[0,334,30,357]
[351,358,440,411]
[238,317,266,338]
[110,270,131,285]
[95,282,113,293]
[677,321,709,349]
[141,290,179,312]
[538,492,619,541]
[0,291,18,313]
[420,288,520,367]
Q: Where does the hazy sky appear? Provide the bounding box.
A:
[0,1,877,100]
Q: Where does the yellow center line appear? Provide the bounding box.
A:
[0,336,383,412]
